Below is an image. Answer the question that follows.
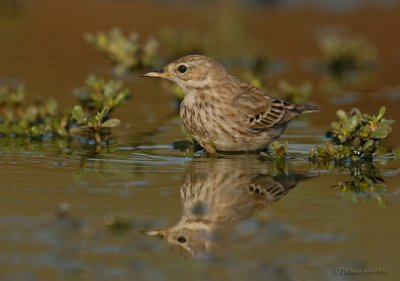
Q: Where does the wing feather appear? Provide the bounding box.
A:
[232,84,298,132]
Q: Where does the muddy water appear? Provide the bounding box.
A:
[0,1,400,281]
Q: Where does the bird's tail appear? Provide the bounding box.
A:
[296,104,320,114]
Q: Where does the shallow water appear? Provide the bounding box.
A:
[1,1,400,281]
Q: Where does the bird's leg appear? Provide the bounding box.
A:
[203,142,217,154]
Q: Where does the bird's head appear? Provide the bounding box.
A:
[142,55,229,92]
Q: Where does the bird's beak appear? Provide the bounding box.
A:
[142,71,164,78]
[140,230,166,238]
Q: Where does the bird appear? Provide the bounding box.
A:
[143,157,315,259]
[143,55,319,154]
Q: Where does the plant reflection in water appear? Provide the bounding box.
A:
[332,162,388,208]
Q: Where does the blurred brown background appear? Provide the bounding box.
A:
[0,0,399,145]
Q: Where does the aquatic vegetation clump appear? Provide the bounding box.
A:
[260,142,290,176]
[319,36,377,81]
[0,86,69,139]
[71,75,128,144]
[261,141,289,159]
[309,107,394,163]
[70,105,120,144]
[85,28,159,75]
[0,76,129,145]
[73,75,131,113]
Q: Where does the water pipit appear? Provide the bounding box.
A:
[143,55,318,153]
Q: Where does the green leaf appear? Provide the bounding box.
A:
[353,137,360,147]
[46,99,58,115]
[30,125,43,137]
[72,105,85,123]
[331,122,340,130]
[101,118,121,128]
[336,109,347,121]
[363,176,374,187]
[57,127,68,137]
[309,148,316,159]
[12,124,26,135]
[363,113,373,121]
[377,106,386,121]
[370,124,391,139]
[359,126,370,139]
[87,120,95,128]
[269,141,280,151]
[343,115,359,132]
[374,183,387,192]
[380,119,395,125]
[376,195,386,209]
[362,139,374,151]
[99,106,110,119]
[338,134,347,143]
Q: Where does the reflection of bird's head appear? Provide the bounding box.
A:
[143,221,219,259]
[143,158,317,258]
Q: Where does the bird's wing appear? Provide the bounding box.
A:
[248,175,287,203]
[232,84,300,132]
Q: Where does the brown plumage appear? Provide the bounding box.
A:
[143,55,319,153]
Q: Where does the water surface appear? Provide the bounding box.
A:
[0,1,399,280]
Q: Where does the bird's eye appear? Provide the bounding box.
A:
[177,236,187,243]
[178,65,187,73]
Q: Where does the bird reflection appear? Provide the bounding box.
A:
[144,158,314,258]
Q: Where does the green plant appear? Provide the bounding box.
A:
[310,107,394,163]
[85,28,159,75]
[0,86,70,139]
[74,75,130,113]
[70,75,129,145]
[319,36,377,81]
[70,105,120,144]
[260,141,289,159]
[0,76,128,145]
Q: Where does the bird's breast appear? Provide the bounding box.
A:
[180,93,216,140]
[180,92,271,151]
[181,94,237,137]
